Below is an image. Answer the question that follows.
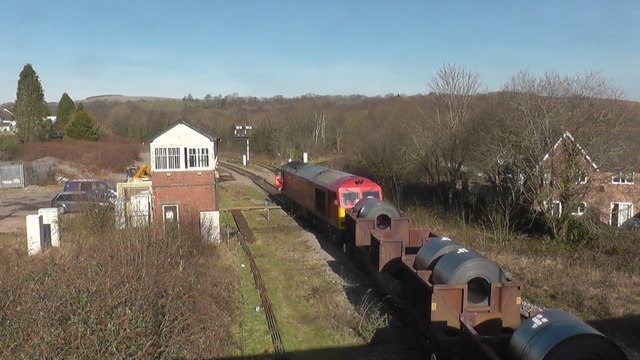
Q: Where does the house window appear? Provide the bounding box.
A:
[551,200,562,218]
[187,147,210,168]
[577,172,588,184]
[572,202,587,216]
[155,147,181,170]
[611,202,633,226]
[612,171,634,184]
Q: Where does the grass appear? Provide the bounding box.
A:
[218,181,373,359]
[218,181,268,209]
[242,209,365,358]
[233,242,273,356]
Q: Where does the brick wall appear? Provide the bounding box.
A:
[585,171,640,224]
[152,170,217,230]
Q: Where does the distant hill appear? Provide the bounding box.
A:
[83,95,179,103]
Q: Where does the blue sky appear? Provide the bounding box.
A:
[1,1,639,103]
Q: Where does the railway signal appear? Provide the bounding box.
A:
[234,124,252,165]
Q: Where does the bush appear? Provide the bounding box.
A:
[0,212,237,359]
[0,135,20,160]
[561,216,594,247]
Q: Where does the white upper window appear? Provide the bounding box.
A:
[154,147,181,170]
[577,172,588,184]
[612,171,634,184]
[572,202,587,216]
[187,147,210,169]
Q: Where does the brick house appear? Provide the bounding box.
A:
[149,118,221,241]
[542,131,639,226]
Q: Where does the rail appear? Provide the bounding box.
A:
[232,209,287,359]
[219,161,280,198]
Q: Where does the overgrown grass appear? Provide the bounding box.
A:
[0,207,237,359]
[243,209,365,356]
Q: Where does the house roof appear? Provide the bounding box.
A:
[148,118,219,143]
[541,130,640,172]
[540,131,599,171]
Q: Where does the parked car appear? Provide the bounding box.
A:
[50,191,110,214]
[50,130,64,139]
[63,180,117,203]
[621,216,640,230]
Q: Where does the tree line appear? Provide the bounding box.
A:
[3,63,637,240]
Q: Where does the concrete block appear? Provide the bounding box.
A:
[38,208,60,247]
[26,214,44,256]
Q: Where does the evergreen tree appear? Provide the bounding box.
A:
[65,108,100,141]
[56,93,76,129]
[13,64,49,142]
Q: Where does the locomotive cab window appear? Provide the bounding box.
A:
[342,191,361,207]
[315,188,326,213]
[363,190,380,199]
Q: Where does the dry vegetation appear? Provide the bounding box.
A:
[0,209,237,359]
[14,136,143,174]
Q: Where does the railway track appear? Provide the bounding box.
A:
[222,162,288,358]
[220,161,280,198]
[250,160,281,175]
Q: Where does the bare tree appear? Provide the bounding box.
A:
[484,70,626,237]
[412,63,481,205]
[313,110,326,144]
[353,118,417,203]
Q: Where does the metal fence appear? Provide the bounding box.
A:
[0,161,56,189]
[26,161,55,186]
[0,164,25,189]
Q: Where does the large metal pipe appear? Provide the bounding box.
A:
[352,197,401,230]
[432,249,505,306]
[414,237,463,271]
[508,309,628,360]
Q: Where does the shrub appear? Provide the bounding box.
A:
[561,216,594,247]
[0,134,20,160]
[0,211,237,359]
